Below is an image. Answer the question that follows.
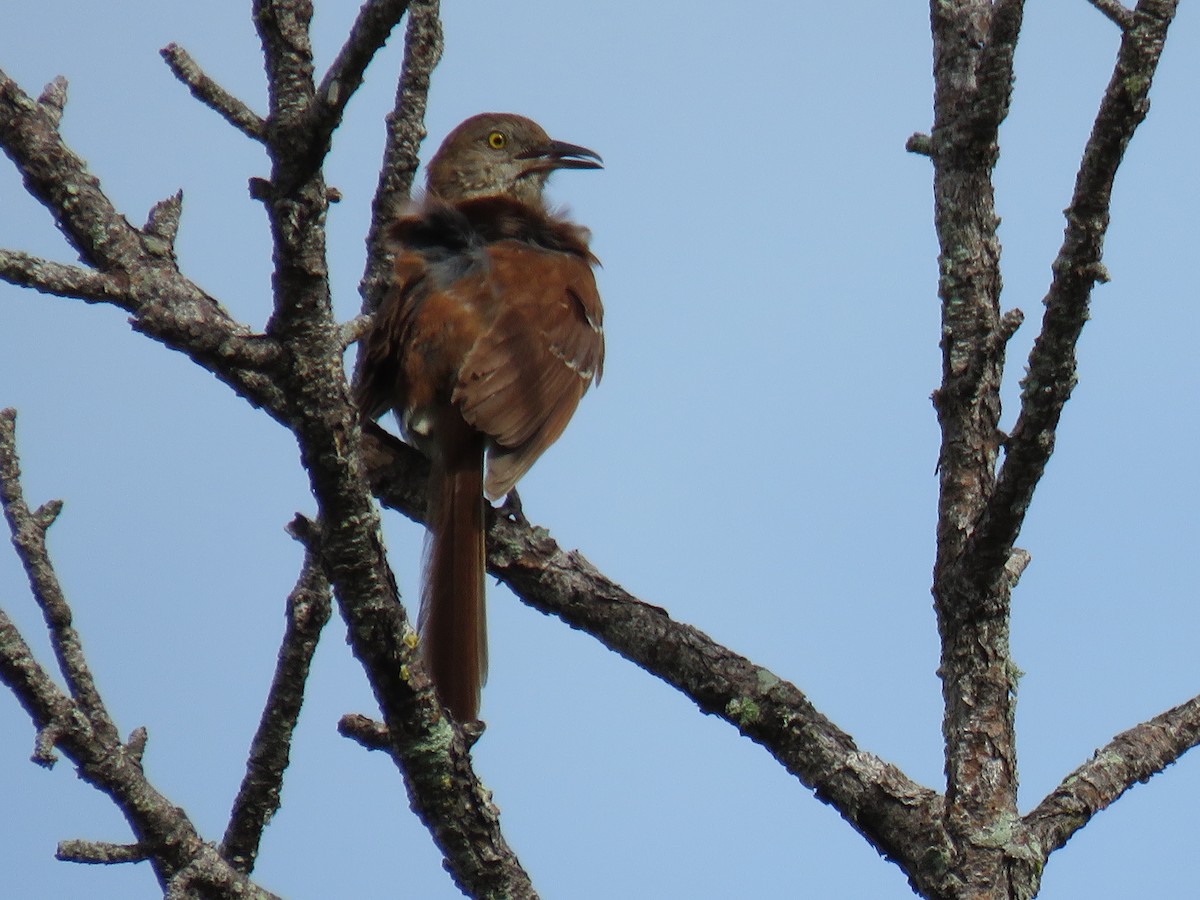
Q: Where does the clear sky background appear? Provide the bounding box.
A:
[1,2,1198,898]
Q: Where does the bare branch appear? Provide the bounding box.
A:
[160,44,267,142]
[0,249,132,306]
[358,427,949,883]
[906,132,932,156]
[359,0,442,313]
[969,0,1180,578]
[252,0,318,198]
[220,550,332,875]
[242,4,540,894]
[57,840,150,865]
[0,67,146,270]
[0,409,279,896]
[162,847,282,900]
[924,2,1028,892]
[340,313,372,348]
[1088,0,1137,29]
[309,0,413,151]
[337,712,389,750]
[0,69,288,412]
[0,409,116,740]
[36,76,67,126]
[143,191,184,257]
[1026,693,1200,856]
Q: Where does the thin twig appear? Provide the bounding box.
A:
[309,0,413,153]
[160,44,267,141]
[358,0,442,314]
[0,410,116,741]
[142,191,184,258]
[36,76,67,126]
[57,840,150,865]
[1088,0,1137,29]
[220,550,332,875]
[338,712,389,750]
[0,250,132,306]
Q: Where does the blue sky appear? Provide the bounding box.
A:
[2,2,1198,897]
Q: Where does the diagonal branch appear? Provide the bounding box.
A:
[220,539,332,875]
[0,249,132,306]
[0,411,115,742]
[308,0,413,157]
[161,43,268,142]
[0,70,287,414]
[967,0,1180,580]
[358,427,950,888]
[0,71,146,271]
[1088,0,1137,30]
[0,408,281,899]
[359,0,442,314]
[1025,693,1200,857]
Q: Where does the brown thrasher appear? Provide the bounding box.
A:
[355,113,604,722]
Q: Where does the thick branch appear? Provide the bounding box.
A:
[244,2,536,894]
[1026,693,1200,856]
[359,427,949,889]
[927,2,1026,894]
[0,69,287,413]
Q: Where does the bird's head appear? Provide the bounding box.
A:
[425,113,602,206]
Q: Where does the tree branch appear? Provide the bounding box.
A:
[0,409,280,899]
[968,0,1179,579]
[358,426,950,889]
[1025,693,1200,856]
[1087,0,1137,30]
[0,410,116,743]
[0,69,288,413]
[161,44,268,142]
[0,249,131,305]
[359,0,442,314]
[242,2,537,895]
[56,840,150,865]
[308,0,413,158]
[220,545,332,875]
[926,1,1027,893]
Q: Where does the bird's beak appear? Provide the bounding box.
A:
[517,139,604,172]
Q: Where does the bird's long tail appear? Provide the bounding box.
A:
[419,434,487,723]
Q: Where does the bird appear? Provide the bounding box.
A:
[355,113,605,723]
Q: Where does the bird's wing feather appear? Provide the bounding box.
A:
[452,241,604,499]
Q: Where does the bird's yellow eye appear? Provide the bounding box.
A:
[487,131,506,150]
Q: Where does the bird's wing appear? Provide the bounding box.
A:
[353,249,430,421]
[452,240,604,499]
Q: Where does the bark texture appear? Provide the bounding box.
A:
[0,1,1195,898]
